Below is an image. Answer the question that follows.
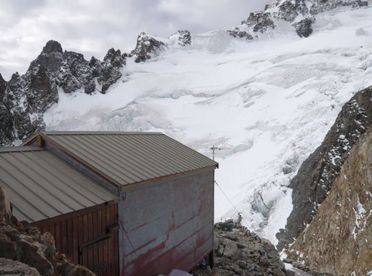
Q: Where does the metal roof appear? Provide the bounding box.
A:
[0,147,116,222]
[39,131,218,187]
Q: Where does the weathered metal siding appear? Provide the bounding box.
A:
[119,169,214,275]
[33,202,119,276]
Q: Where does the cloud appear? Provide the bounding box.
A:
[0,0,271,80]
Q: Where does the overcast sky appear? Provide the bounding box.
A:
[0,0,271,80]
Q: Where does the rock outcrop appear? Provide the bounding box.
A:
[0,40,126,146]
[169,30,192,46]
[229,0,368,39]
[276,87,372,250]
[0,186,95,276]
[0,258,41,276]
[286,128,372,276]
[130,32,166,63]
[192,220,287,276]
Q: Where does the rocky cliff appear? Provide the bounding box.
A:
[276,87,372,251]
[0,186,95,276]
[286,128,372,275]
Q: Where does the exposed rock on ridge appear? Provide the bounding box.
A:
[169,30,192,46]
[286,128,372,276]
[0,40,126,146]
[276,87,372,250]
[130,32,166,63]
[229,0,368,39]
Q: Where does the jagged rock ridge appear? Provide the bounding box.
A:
[130,32,166,63]
[0,29,191,146]
[276,87,372,250]
[228,0,368,39]
[0,40,126,146]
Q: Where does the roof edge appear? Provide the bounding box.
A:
[42,131,164,135]
[0,146,43,153]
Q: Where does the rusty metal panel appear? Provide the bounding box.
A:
[33,202,119,276]
[0,148,116,223]
[29,131,218,187]
[118,169,214,275]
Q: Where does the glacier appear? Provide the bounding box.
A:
[44,6,372,244]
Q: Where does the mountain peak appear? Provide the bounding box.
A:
[42,40,63,54]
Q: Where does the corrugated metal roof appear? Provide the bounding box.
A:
[41,131,218,187]
[0,148,116,222]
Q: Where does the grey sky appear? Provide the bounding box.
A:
[0,0,271,80]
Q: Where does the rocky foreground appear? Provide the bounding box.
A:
[192,220,287,276]
[0,187,94,276]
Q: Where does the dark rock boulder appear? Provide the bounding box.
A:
[276,87,372,251]
[293,17,315,38]
[131,32,166,63]
[192,220,287,276]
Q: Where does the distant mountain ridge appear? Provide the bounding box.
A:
[0,0,368,146]
[0,31,190,146]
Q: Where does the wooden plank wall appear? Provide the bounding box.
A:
[32,202,119,276]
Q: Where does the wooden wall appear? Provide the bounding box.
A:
[32,202,119,276]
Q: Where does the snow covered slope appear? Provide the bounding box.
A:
[44,7,372,244]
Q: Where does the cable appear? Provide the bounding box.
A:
[215,180,240,218]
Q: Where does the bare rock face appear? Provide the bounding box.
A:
[0,186,95,276]
[0,258,41,276]
[92,48,126,93]
[0,40,126,146]
[192,220,287,276]
[131,32,166,63]
[286,128,372,276]
[276,87,372,251]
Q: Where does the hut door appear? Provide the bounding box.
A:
[79,226,118,275]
